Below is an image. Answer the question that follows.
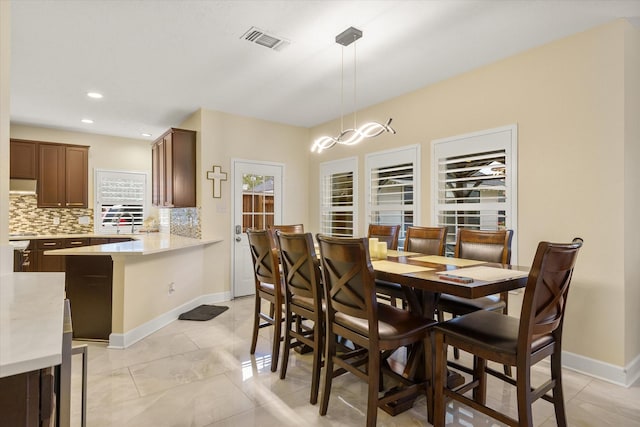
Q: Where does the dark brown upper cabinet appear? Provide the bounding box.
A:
[10,139,38,179]
[152,128,196,208]
[38,143,88,208]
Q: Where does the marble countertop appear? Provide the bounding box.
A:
[42,233,222,256]
[0,271,65,378]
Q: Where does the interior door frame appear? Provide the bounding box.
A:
[230,158,284,299]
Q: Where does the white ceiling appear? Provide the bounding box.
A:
[9,0,640,141]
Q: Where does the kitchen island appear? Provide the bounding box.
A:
[0,249,66,425]
[45,233,223,348]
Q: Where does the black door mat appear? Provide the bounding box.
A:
[178,304,229,321]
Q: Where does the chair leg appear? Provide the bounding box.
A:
[551,349,567,427]
[270,301,282,372]
[310,319,322,405]
[279,308,292,380]
[424,334,435,423]
[250,294,261,354]
[472,356,487,404]
[433,332,447,427]
[319,330,335,416]
[366,349,379,427]
[516,363,534,427]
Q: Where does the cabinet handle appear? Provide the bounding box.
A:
[70,241,83,245]
[43,242,57,246]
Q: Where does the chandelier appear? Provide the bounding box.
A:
[311,27,396,153]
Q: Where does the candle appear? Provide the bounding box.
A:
[369,238,379,259]
[376,242,388,259]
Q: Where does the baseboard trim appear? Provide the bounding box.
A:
[563,350,640,387]
[108,291,232,349]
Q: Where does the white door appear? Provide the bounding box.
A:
[232,160,283,297]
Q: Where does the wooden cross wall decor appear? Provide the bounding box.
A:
[207,165,227,198]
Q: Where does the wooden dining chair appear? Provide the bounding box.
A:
[316,234,435,427]
[276,231,324,404]
[433,238,583,427]
[376,226,448,306]
[267,224,304,249]
[368,224,403,306]
[405,226,447,255]
[246,228,285,372]
[367,224,400,250]
[437,228,513,374]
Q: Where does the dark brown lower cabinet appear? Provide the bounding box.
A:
[65,255,113,340]
[0,368,55,427]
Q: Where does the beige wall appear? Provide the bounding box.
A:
[10,124,152,213]
[180,109,310,295]
[0,1,10,245]
[309,20,637,371]
[624,23,640,364]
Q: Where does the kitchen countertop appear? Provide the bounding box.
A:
[0,271,65,378]
[41,233,222,256]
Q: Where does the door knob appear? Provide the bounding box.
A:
[235,236,241,242]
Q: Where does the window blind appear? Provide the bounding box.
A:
[432,126,517,258]
[95,170,146,233]
[320,158,357,237]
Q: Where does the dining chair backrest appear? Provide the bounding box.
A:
[316,235,377,330]
[277,231,322,305]
[367,224,400,250]
[519,238,582,351]
[454,229,513,264]
[268,224,304,249]
[405,226,447,255]
[246,228,281,289]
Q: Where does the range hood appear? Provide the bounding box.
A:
[9,179,37,195]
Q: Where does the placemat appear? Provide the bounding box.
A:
[387,250,423,257]
[410,255,486,267]
[449,266,529,281]
[371,260,434,274]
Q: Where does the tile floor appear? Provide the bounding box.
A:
[70,297,640,426]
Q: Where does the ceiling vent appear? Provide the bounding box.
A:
[241,26,290,51]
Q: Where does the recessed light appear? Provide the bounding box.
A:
[87,92,103,99]
[141,133,152,137]
[81,119,94,124]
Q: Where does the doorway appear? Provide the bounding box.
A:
[232,160,283,297]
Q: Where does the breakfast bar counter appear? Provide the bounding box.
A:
[41,233,223,349]
[0,271,65,377]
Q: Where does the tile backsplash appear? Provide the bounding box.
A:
[166,207,201,239]
[9,194,94,234]
[10,194,201,239]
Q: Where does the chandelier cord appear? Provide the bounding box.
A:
[340,47,344,133]
[353,34,357,130]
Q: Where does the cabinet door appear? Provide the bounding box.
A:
[163,133,173,207]
[38,144,65,207]
[10,140,37,179]
[36,239,65,272]
[151,143,160,206]
[157,138,166,207]
[170,130,196,207]
[65,146,88,208]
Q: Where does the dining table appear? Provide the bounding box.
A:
[370,249,529,420]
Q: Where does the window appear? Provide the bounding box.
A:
[431,125,518,259]
[320,157,357,237]
[241,173,275,231]
[365,145,420,249]
[95,170,147,234]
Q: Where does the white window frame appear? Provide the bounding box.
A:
[431,124,518,262]
[365,145,420,249]
[94,169,149,234]
[319,157,358,237]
